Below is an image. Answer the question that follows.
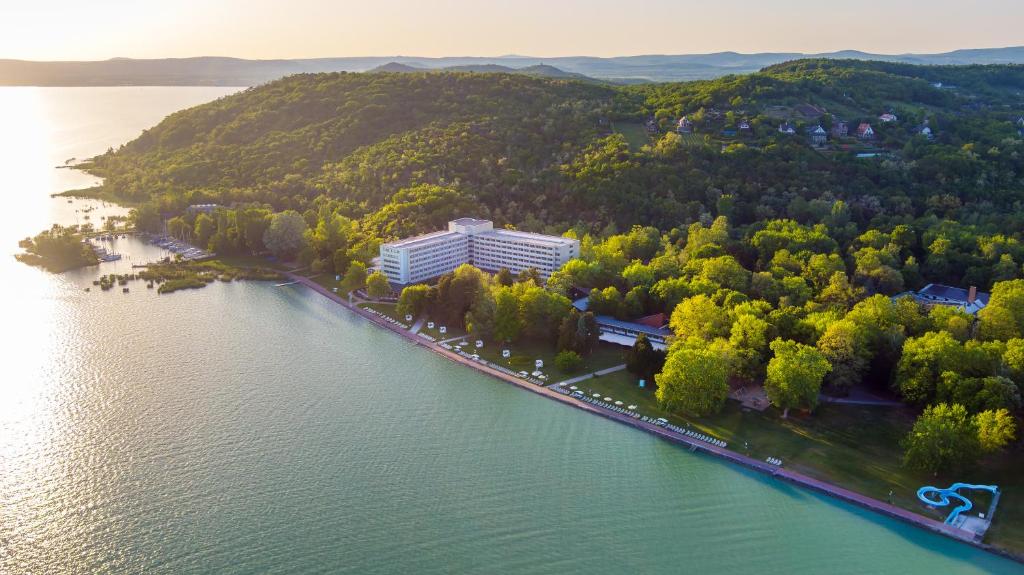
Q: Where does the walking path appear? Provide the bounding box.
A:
[554,364,627,386]
[283,272,1020,561]
[820,396,904,407]
[409,317,426,334]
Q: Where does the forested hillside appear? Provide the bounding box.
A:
[68,60,1024,545]
[83,60,1024,289]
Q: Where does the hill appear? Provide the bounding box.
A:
[6,46,1024,85]
[83,60,1024,274]
[368,62,425,73]
[62,60,1024,553]
[372,61,596,81]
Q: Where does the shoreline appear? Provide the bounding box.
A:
[286,273,1024,564]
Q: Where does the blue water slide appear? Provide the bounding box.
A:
[916,483,999,525]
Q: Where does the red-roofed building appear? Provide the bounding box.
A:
[856,123,875,140]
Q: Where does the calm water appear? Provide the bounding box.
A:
[1,87,1021,574]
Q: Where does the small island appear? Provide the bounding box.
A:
[16,224,98,272]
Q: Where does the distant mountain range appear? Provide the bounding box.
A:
[3,46,1024,86]
[368,61,596,81]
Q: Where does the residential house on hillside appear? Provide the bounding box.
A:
[856,123,875,140]
[879,113,898,123]
[918,118,934,140]
[778,122,796,135]
[896,284,989,316]
[807,125,828,146]
[676,117,693,134]
[831,120,849,138]
[738,119,752,135]
[644,117,659,134]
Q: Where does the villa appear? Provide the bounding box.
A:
[896,283,989,315]
[831,120,849,138]
[379,218,579,285]
[808,125,828,146]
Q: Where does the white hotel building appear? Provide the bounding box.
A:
[379,218,579,285]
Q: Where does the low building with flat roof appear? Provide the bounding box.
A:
[572,297,671,350]
[379,218,579,285]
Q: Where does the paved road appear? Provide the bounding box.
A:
[555,364,628,386]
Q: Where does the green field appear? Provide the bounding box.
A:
[573,370,1024,550]
[456,337,625,382]
[613,121,652,151]
[677,132,704,147]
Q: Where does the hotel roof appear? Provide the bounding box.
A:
[483,228,578,248]
[382,229,463,249]
[450,217,492,226]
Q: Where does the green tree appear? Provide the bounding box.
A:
[816,319,870,395]
[341,261,368,293]
[765,339,831,418]
[495,267,514,287]
[894,331,963,405]
[262,210,307,259]
[577,312,602,356]
[588,286,624,317]
[166,216,190,240]
[975,409,1017,453]
[492,288,523,342]
[935,372,1020,413]
[366,271,392,299]
[902,403,979,473]
[555,350,583,373]
[625,333,666,383]
[397,284,430,318]
[1004,339,1024,382]
[516,267,541,285]
[656,345,730,416]
[194,213,217,249]
[670,294,730,340]
[929,306,974,342]
[979,280,1024,340]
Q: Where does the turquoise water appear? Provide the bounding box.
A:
[0,88,1021,574]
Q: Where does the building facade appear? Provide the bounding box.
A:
[379,218,579,285]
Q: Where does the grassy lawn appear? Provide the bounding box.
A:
[613,121,652,151]
[572,370,1024,552]
[417,317,467,341]
[208,254,292,272]
[469,339,625,382]
[677,133,705,147]
[357,301,399,318]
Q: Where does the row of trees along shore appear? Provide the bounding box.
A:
[378,220,1022,475]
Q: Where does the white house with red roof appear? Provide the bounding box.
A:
[856,123,875,139]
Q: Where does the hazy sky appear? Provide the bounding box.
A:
[3,0,1022,60]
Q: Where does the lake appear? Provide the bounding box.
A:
[0,86,1020,574]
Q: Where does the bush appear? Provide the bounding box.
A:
[555,350,583,373]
